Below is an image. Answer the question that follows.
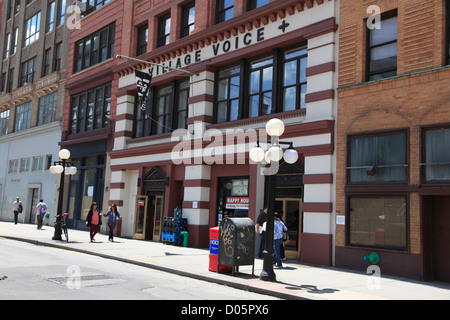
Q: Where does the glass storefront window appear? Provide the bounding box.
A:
[348,195,407,250]
[217,176,249,224]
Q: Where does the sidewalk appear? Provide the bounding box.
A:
[1,221,450,300]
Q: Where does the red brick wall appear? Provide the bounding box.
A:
[336,0,450,260]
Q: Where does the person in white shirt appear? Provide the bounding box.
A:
[11,197,23,225]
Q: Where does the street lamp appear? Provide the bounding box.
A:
[50,149,77,241]
[249,118,298,282]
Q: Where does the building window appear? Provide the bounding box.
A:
[282,47,307,111]
[176,80,190,129]
[47,1,55,32]
[181,1,195,38]
[249,57,274,118]
[82,0,111,17]
[54,42,62,72]
[247,0,269,11]
[422,126,450,183]
[7,68,14,93]
[214,45,308,123]
[20,158,31,173]
[12,28,18,55]
[216,177,249,225]
[74,23,115,73]
[8,159,19,174]
[43,49,51,76]
[366,13,397,81]
[70,83,111,134]
[0,110,9,136]
[347,131,407,184]
[32,156,44,172]
[25,12,41,46]
[158,14,171,47]
[57,0,66,26]
[216,0,234,23]
[20,57,36,87]
[136,25,148,56]
[38,91,58,125]
[348,195,407,249]
[134,80,190,138]
[216,65,241,123]
[15,102,32,132]
[154,85,172,134]
[4,33,11,59]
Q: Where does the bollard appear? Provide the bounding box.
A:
[181,231,189,247]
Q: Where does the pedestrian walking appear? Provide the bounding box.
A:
[256,207,267,259]
[273,213,287,268]
[103,204,121,242]
[11,197,23,225]
[86,202,102,242]
[33,200,47,230]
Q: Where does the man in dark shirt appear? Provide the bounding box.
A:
[256,207,267,259]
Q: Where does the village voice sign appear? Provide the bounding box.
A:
[119,3,330,86]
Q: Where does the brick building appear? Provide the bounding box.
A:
[60,0,124,229]
[110,0,339,265]
[0,0,69,223]
[336,0,450,281]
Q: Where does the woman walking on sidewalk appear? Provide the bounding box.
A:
[86,202,102,242]
[103,204,121,242]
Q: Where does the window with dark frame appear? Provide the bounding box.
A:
[12,28,18,55]
[74,23,115,73]
[347,131,407,184]
[249,57,274,118]
[282,47,307,111]
[214,45,308,123]
[366,12,397,81]
[216,0,234,23]
[158,13,171,47]
[82,0,112,17]
[43,49,51,76]
[0,110,9,136]
[20,57,36,87]
[54,42,62,72]
[134,80,190,138]
[38,92,57,125]
[47,1,55,32]
[422,126,450,183]
[136,25,148,56]
[69,83,111,134]
[216,65,241,123]
[181,1,195,38]
[24,12,41,46]
[57,0,66,26]
[15,101,32,132]
[348,195,407,250]
[247,0,269,11]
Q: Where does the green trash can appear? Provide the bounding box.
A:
[181,231,189,247]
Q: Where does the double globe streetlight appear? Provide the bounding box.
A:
[50,149,77,241]
[249,118,298,282]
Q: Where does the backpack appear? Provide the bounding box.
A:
[18,203,23,213]
[39,204,46,215]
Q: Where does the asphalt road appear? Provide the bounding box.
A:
[0,237,280,301]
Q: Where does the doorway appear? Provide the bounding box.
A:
[432,196,450,282]
[275,198,302,259]
[133,190,164,241]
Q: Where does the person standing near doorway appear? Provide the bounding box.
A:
[11,197,23,225]
[33,200,47,230]
[256,207,267,259]
[103,204,121,242]
[86,202,102,242]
